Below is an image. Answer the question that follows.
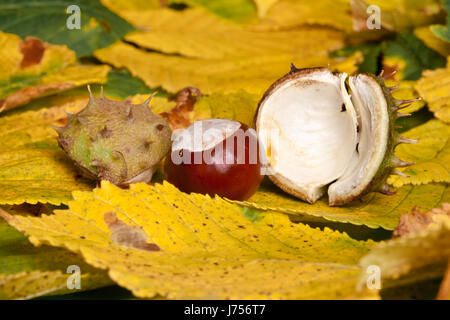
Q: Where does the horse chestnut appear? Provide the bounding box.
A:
[164,119,264,200]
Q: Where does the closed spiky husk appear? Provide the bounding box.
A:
[54,87,171,186]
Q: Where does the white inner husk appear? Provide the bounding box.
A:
[256,69,389,204]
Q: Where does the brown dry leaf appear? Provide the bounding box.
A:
[359,204,450,291]
[160,87,202,130]
[393,203,450,237]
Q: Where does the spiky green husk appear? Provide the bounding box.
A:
[255,66,417,206]
[327,72,418,205]
[55,88,171,186]
[358,73,417,199]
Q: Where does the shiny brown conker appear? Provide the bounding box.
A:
[164,119,264,200]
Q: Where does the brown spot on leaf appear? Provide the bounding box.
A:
[393,206,432,237]
[100,126,112,138]
[393,203,450,237]
[104,211,160,251]
[99,19,112,33]
[143,140,153,149]
[160,86,201,130]
[20,37,46,68]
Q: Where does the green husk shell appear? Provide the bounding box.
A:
[54,87,172,186]
[358,73,417,199]
[254,66,417,206]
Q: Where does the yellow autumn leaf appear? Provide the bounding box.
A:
[0,271,70,300]
[24,86,174,116]
[232,182,450,230]
[193,91,259,127]
[122,8,344,60]
[255,0,353,32]
[0,105,94,205]
[388,120,450,188]
[359,207,450,290]
[0,181,378,299]
[350,0,443,32]
[95,42,362,95]
[0,31,72,78]
[152,90,258,130]
[253,0,278,18]
[128,94,176,115]
[0,31,110,113]
[100,0,161,14]
[415,26,450,57]
[0,212,111,299]
[416,58,450,124]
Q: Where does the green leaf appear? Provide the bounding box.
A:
[0,0,134,56]
[102,69,157,100]
[395,108,435,133]
[0,207,111,299]
[332,43,382,74]
[169,0,257,22]
[431,0,450,41]
[382,32,446,80]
